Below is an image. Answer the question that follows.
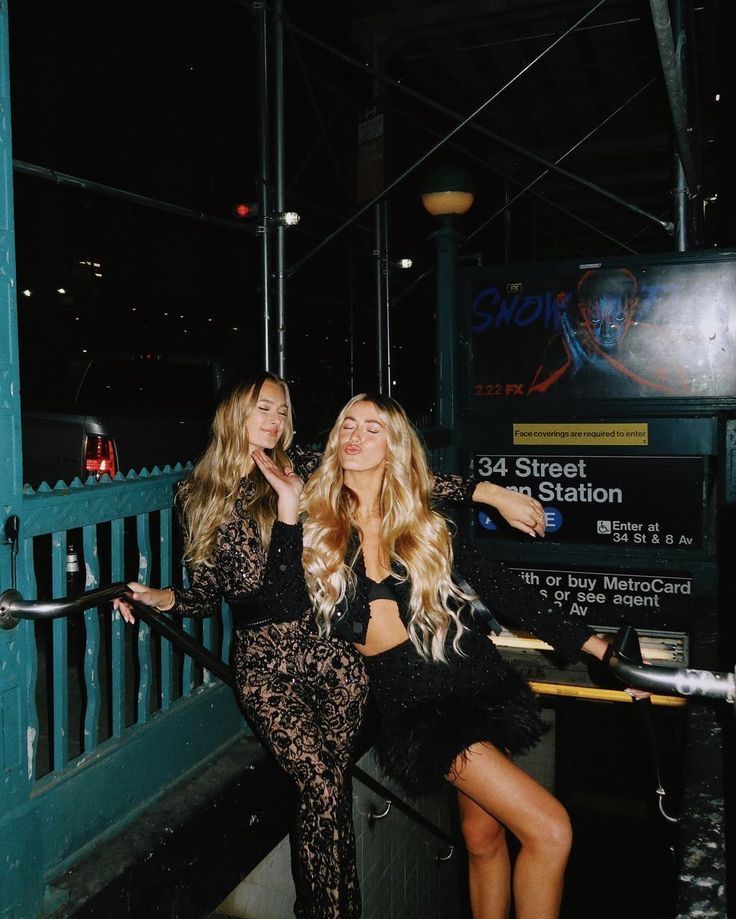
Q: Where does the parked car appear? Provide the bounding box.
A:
[21,353,238,488]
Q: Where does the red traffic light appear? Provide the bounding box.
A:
[233,202,258,219]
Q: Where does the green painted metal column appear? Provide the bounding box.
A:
[431,215,462,471]
[422,166,475,474]
[0,6,41,917]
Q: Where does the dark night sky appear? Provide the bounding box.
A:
[9,1,441,436]
[7,0,734,435]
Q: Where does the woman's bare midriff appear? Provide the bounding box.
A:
[361,598,410,656]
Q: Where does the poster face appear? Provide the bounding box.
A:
[475,453,704,548]
[466,256,736,400]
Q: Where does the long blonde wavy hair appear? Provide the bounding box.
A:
[301,394,469,662]
[178,373,294,567]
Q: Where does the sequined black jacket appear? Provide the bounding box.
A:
[330,534,594,663]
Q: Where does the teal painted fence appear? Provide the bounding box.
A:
[2,469,245,919]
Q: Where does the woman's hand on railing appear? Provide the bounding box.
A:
[582,633,650,699]
[113,583,174,625]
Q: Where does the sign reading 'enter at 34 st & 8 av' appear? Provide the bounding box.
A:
[475,454,704,549]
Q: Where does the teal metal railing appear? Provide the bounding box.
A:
[7,467,245,915]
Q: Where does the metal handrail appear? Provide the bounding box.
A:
[0,583,231,681]
[8,587,734,704]
[605,630,735,706]
[0,583,458,858]
[607,656,735,703]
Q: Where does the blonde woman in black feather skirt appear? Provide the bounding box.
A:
[301,393,616,919]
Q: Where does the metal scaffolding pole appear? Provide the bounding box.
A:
[256,1,273,370]
[649,0,699,198]
[372,38,391,395]
[670,0,689,251]
[274,0,287,376]
[13,161,259,233]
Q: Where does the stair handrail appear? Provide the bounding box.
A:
[0,583,459,857]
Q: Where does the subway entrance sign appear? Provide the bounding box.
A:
[475,454,704,548]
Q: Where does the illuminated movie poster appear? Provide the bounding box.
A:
[465,255,736,400]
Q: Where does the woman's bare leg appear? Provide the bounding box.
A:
[449,742,572,919]
[457,790,511,919]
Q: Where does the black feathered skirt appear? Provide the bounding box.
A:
[365,627,545,797]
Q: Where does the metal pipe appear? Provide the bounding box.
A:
[355,765,458,850]
[648,0,699,195]
[374,213,387,392]
[671,0,688,251]
[431,215,462,469]
[674,155,688,252]
[607,655,736,703]
[382,204,392,396]
[13,161,258,234]
[256,1,273,370]
[1,585,125,629]
[274,0,287,378]
[372,39,390,395]
[287,0,653,277]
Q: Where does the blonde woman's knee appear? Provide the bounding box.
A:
[460,809,507,859]
[533,800,572,857]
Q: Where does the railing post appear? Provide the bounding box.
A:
[0,4,46,915]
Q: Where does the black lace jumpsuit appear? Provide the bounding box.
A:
[168,447,367,919]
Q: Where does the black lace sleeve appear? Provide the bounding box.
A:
[430,473,477,505]
[168,470,310,621]
[453,538,594,662]
[170,561,223,619]
[289,444,322,480]
[259,521,311,621]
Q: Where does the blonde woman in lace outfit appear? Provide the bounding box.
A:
[116,373,366,919]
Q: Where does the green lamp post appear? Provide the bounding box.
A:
[421,166,475,471]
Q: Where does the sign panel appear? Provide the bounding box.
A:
[466,256,736,401]
[356,109,385,203]
[513,422,648,446]
[475,454,704,548]
[505,563,693,623]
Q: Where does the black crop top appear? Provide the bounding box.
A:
[330,532,594,663]
[366,574,401,603]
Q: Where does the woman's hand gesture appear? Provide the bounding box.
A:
[252,449,303,524]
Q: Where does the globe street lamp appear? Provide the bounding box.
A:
[421,166,475,471]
